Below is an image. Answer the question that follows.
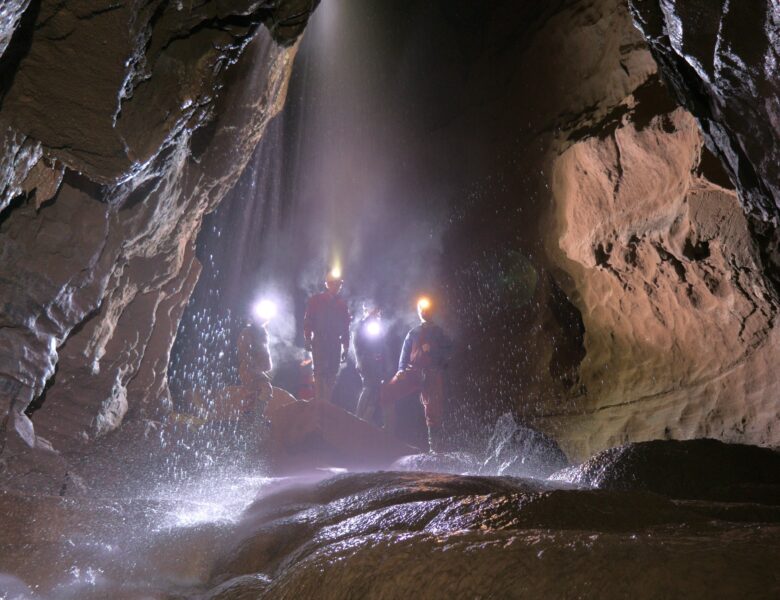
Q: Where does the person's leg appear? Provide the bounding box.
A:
[356,374,371,418]
[421,370,445,452]
[321,372,336,404]
[365,379,382,424]
[380,370,422,435]
[312,348,337,403]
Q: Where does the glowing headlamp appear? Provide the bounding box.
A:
[329,266,342,280]
[365,319,382,338]
[252,299,278,323]
[417,296,432,311]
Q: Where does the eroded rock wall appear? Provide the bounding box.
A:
[544,107,780,457]
[425,0,779,459]
[0,0,318,489]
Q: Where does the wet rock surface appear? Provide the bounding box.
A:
[553,438,780,503]
[0,0,320,490]
[393,414,569,479]
[0,439,778,598]
[629,0,780,224]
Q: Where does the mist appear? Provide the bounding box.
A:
[169,1,463,426]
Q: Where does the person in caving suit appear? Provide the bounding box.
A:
[381,297,452,452]
[352,305,391,425]
[303,270,351,403]
[236,316,274,417]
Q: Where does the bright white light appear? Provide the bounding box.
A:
[252,299,278,322]
[330,266,342,279]
[366,319,382,338]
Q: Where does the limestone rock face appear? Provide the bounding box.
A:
[0,0,319,486]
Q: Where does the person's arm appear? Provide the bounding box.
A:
[303,297,315,350]
[257,325,272,373]
[398,330,414,371]
[340,303,351,361]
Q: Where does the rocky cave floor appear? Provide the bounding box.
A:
[0,437,778,599]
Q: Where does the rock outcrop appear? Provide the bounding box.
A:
[542,105,780,457]
[0,1,319,489]
[628,0,780,225]
[401,0,780,460]
[552,438,780,503]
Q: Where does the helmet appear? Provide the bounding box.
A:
[325,266,343,284]
[417,296,434,322]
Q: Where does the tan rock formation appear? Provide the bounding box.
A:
[543,107,780,458]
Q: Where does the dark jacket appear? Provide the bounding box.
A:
[399,321,452,371]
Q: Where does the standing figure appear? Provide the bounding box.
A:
[236,312,274,418]
[381,297,452,452]
[353,307,390,424]
[303,270,351,403]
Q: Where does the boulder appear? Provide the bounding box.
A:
[268,400,420,474]
[552,438,780,503]
[482,413,569,478]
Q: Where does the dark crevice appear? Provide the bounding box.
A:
[628,76,679,132]
[683,238,711,261]
[594,242,612,267]
[0,0,40,110]
[60,169,108,202]
[0,193,27,230]
[547,278,586,388]
[24,364,57,418]
[120,175,162,212]
[654,243,687,282]
[697,144,735,190]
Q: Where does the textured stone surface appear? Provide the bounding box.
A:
[0,0,317,182]
[629,0,780,223]
[541,107,780,458]
[0,1,319,487]
[0,0,30,58]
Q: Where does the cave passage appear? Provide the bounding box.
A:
[0,0,779,598]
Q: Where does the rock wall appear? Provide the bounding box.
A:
[0,0,777,480]
[420,0,779,459]
[0,0,319,489]
[544,107,780,457]
[527,1,780,458]
[629,0,780,224]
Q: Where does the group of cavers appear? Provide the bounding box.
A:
[238,270,452,452]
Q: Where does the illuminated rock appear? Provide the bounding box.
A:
[0,1,320,471]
